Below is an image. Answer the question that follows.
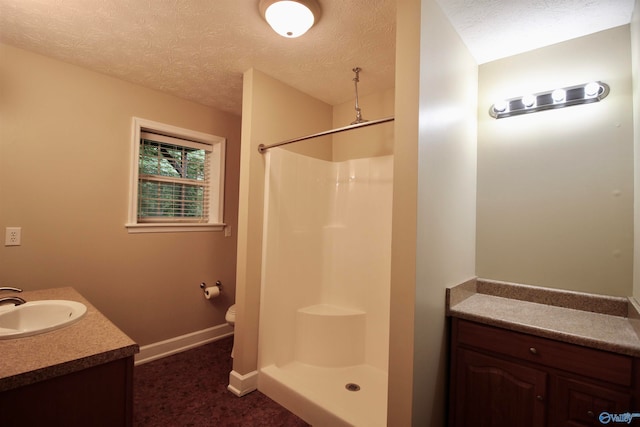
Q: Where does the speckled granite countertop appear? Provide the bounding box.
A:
[446,278,640,357]
[0,287,139,392]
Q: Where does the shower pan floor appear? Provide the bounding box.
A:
[260,362,387,427]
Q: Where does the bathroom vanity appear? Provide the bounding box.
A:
[0,287,139,427]
[447,279,640,427]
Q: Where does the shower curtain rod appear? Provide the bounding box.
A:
[257,116,395,154]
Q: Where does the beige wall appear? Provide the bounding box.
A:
[232,68,332,375]
[387,0,420,422]
[388,0,478,425]
[632,0,640,299]
[0,43,242,346]
[477,26,634,297]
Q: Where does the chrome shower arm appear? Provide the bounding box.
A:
[351,67,367,125]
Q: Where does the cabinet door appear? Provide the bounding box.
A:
[549,376,632,427]
[453,348,547,427]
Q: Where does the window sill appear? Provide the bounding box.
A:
[125,223,226,234]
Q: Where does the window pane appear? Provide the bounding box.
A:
[138,180,205,219]
[140,139,206,181]
[138,137,208,222]
[185,149,205,180]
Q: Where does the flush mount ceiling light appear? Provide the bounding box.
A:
[259,0,321,38]
[489,81,610,119]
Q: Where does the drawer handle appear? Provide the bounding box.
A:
[587,411,595,418]
[536,395,544,401]
[529,347,538,355]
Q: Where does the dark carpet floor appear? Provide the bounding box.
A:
[133,336,309,426]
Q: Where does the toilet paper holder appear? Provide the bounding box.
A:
[200,281,223,291]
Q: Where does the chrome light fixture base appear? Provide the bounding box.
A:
[489,81,610,119]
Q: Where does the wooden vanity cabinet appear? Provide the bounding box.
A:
[449,318,639,427]
[0,356,134,427]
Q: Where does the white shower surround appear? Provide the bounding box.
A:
[258,148,393,426]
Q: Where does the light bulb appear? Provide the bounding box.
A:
[551,89,566,103]
[522,94,536,108]
[264,1,315,38]
[493,100,508,113]
[584,82,601,98]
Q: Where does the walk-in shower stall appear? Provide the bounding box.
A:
[257,136,393,426]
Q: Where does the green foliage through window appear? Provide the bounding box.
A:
[138,138,209,221]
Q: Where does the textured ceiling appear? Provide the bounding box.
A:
[437,0,636,64]
[0,0,396,116]
[0,0,635,116]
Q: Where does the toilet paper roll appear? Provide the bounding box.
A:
[204,286,220,299]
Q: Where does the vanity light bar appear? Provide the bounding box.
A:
[489,81,610,119]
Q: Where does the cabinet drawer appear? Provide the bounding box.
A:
[454,319,633,387]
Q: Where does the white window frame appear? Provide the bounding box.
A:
[126,117,226,233]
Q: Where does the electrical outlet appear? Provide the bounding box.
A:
[5,227,21,246]
[224,226,232,237]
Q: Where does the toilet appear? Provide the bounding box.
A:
[225,304,236,357]
[225,304,236,325]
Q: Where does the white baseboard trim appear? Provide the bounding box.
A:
[135,323,234,366]
[228,369,259,397]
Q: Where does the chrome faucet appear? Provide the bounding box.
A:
[0,287,25,306]
[0,296,26,306]
[0,287,23,293]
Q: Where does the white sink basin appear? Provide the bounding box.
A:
[0,300,87,339]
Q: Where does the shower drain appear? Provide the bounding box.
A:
[345,383,361,392]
